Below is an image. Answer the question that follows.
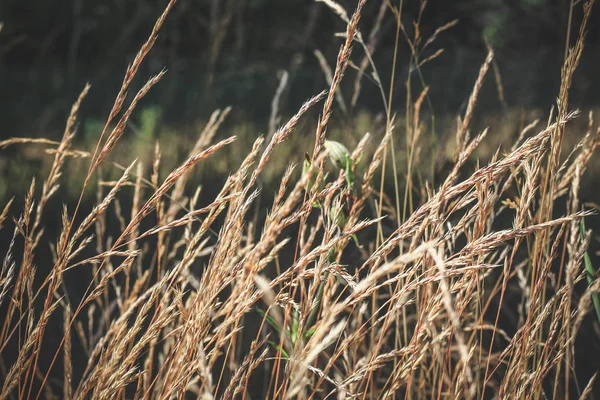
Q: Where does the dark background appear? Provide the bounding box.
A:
[1,0,600,137]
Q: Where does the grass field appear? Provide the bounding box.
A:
[1,0,599,399]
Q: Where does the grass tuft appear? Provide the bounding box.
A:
[1,0,599,399]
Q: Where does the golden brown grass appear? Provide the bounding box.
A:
[1,0,599,399]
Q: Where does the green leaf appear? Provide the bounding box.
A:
[327,248,336,264]
[345,157,355,189]
[257,307,282,333]
[355,151,364,165]
[324,140,351,170]
[330,204,347,230]
[306,277,326,330]
[350,233,361,248]
[267,340,289,359]
[304,327,316,339]
[291,309,299,344]
[580,220,600,324]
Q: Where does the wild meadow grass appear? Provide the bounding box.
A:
[1,0,599,399]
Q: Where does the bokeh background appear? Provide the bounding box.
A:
[2,0,600,203]
[2,0,600,123]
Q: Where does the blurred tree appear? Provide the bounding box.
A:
[0,0,598,135]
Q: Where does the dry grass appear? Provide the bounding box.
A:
[1,0,599,399]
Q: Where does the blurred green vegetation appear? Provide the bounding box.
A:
[1,0,600,204]
[2,103,599,208]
